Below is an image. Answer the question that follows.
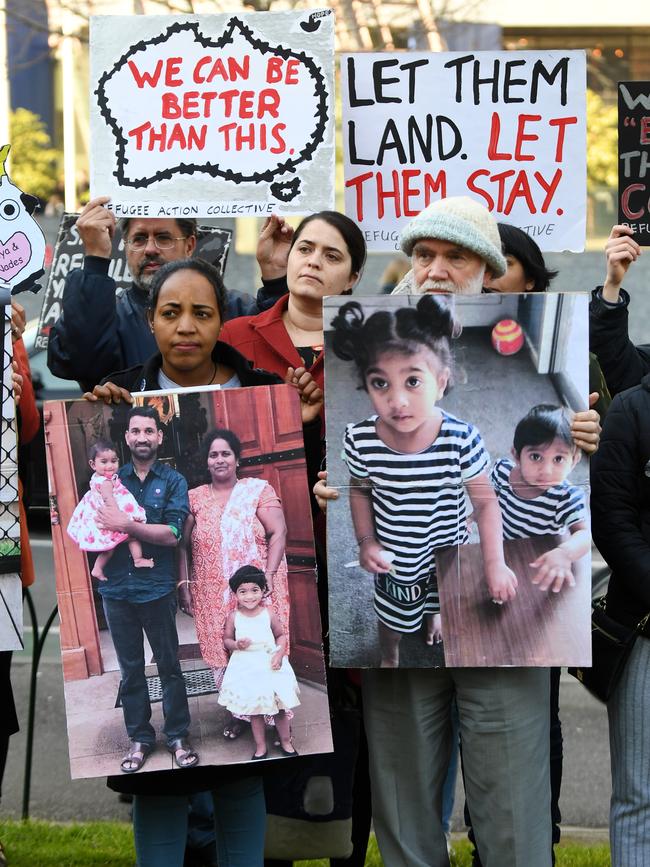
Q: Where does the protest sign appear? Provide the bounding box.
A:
[0,144,46,300]
[324,292,591,668]
[35,217,231,351]
[618,80,650,243]
[90,12,335,217]
[342,51,586,252]
[46,383,330,778]
[0,314,21,650]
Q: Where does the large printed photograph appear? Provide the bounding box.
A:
[325,292,591,669]
[46,383,331,778]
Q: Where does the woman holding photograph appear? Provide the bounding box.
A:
[85,256,323,867]
[178,427,291,741]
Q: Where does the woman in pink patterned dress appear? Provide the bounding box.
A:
[179,428,289,738]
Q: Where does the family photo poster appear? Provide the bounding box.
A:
[324,292,591,669]
[46,383,331,779]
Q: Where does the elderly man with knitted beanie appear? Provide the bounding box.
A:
[361,196,553,867]
[392,195,507,296]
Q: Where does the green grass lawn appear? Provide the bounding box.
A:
[0,820,612,866]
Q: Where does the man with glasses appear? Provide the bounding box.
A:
[47,195,286,392]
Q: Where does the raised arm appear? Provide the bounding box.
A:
[589,225,650,396]
[601,224,640,305]
[47,197,124,389]
[253,214,292,312]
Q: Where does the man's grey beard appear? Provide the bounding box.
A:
[419,269,485,296]
[131,257,164,292]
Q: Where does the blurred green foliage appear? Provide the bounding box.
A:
[587,89,618,192]
[8,108,61,201]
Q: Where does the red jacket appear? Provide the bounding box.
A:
[13,339,38,587]
[14,339,39,445]
[219,295,324,389]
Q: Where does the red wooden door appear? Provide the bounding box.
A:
[45,402,103,681]
[208,385,325,684]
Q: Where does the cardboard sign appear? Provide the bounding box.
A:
[0,144,46,298]
[618,81,650,243]
[90,12,335,217]
[46,384,331,779]
[324,293,591,668]
[35,217,231,351]
[342,51,586,252]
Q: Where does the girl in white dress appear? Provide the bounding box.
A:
[218,565,300,760]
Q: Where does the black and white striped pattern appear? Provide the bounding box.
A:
[490,458,586,540]
[343,412,489,632]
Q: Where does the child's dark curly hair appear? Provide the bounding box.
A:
[513,404,575,456]
[229,565,268,594]
[330,294,460,391]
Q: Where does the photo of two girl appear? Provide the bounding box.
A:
[325,291,592,669]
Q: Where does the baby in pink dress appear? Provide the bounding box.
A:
[67,439,153,581]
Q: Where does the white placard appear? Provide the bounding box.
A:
[90,12,335,217]
[342,51,586,252]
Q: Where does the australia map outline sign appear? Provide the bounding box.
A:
[90,12,335,217]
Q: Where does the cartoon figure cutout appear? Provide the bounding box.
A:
[0,144,46,305]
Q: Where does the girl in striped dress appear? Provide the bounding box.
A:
[331,295,517,667]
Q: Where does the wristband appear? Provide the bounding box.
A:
[357,534,375,546]
[596,286,626,308]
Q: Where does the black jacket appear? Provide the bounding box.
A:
[101,340,281,392]
[47,256,287,392]
[591,373,650,633]
[589,287,650,398]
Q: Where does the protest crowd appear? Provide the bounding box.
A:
[2,12,650,867]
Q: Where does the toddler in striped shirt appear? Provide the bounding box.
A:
[490,404,590,593]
